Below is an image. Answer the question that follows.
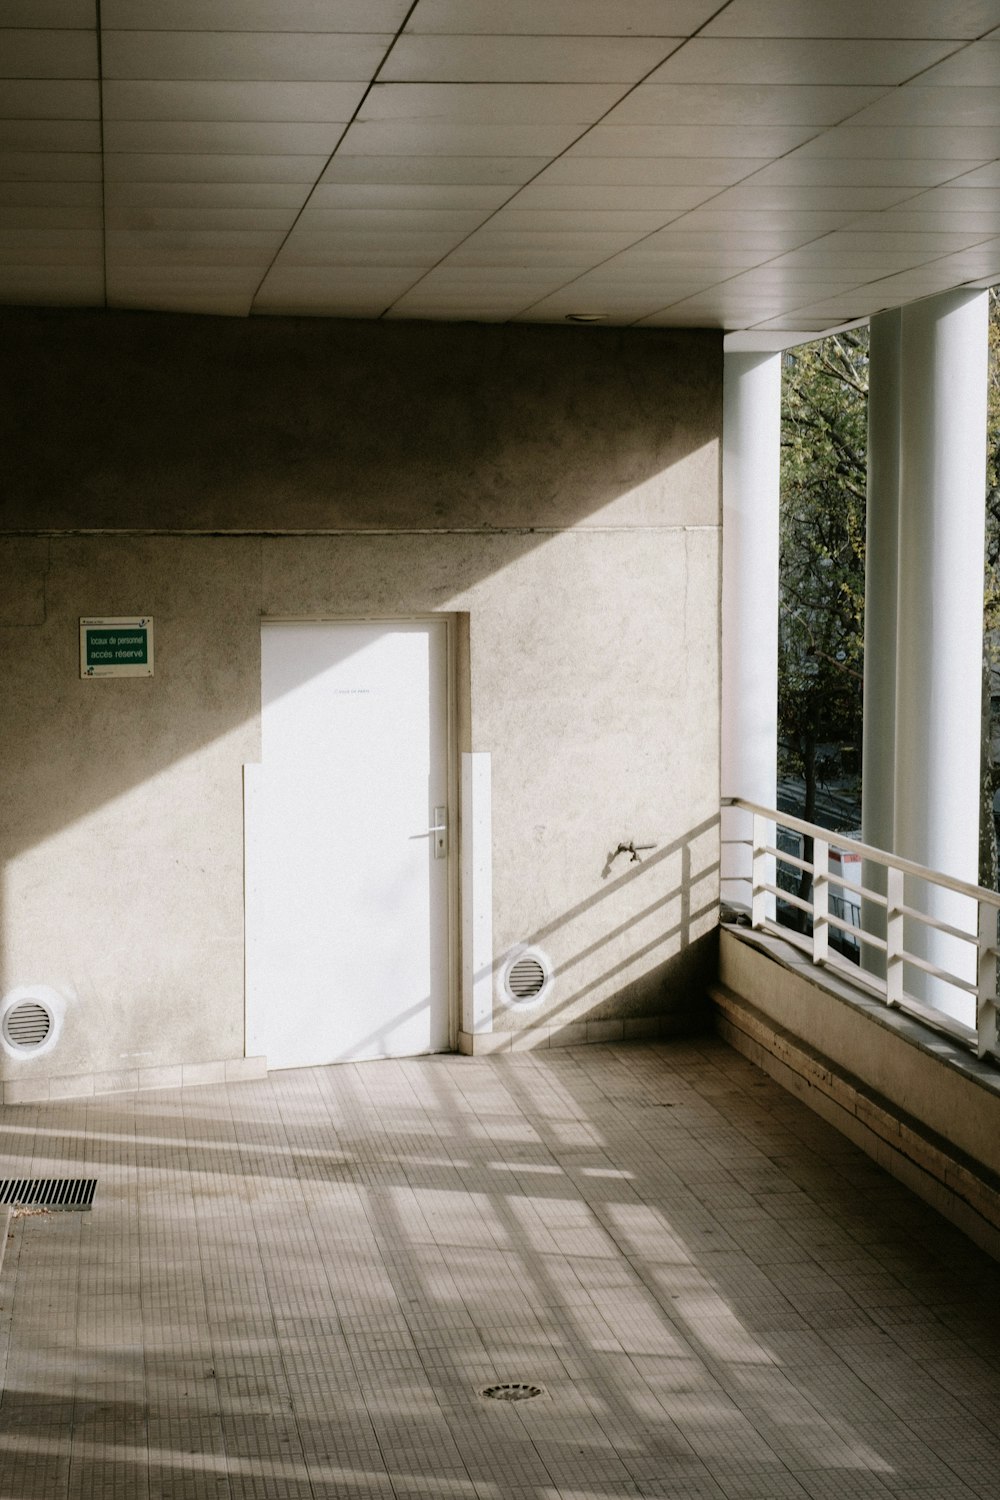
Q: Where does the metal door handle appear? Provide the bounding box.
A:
[430,806,448,858]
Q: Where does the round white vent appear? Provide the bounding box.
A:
[0,986,65,1059]
[498,946,554,1009]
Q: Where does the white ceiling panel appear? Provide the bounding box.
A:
[0,204,99,228]
[489,208,682,234]
[102,32,392,82]
[107,229,285,264]
[703,1,1000,39]
[297,206,487,231]
[104,121,346,153]
[603,84,889,128]
[0,228,101,262]
[669,210,856,237]
[0,81,99,118]
[950,162,1000,186]
[1,29,98,77]
[647,38,962,85]
[845,87,1000,128]
[359,83,628,123]
[537,156,770,186]
[0,151,101,180]
[851,210,1000,233]
[107,206,298,231]
[407,1,722,36]
[102,1,411,30]
[0,265,102,302]
[750,157,988,186]
[103,81,366,122]
[310,182,512,209]
[709,183,921,211]
[106,181,310,207]
[105,154,329,182]
[320,155,545,184]
[919,38,1000,84]
[381,35,683,84]
[795,127,1000,159]
[279,234,467,266]
[1,2,95,23]
[0,179,99,204]
[512,183,721,211]
[568,126,821,157]
[337,121,585,156]
[0,120,99,150]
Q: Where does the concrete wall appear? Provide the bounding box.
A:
[0,309,722,1088]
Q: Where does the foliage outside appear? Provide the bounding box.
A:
[779,288,1000,887]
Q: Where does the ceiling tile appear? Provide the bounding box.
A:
[949,161,1000,186]
[105,153,328,182]
[0,203,100,228]
[0,81,99,118]
[1,29,99,77]
[1,2,95,23]
[106,205,299,231]
[0,227,102,262]
[102,1,411,29]
[104,121,345,152]
[538,156,770,186]
[0,179,100,204]
[488,208,681,233]
[380,35,683,83]
[647,38,961,85]
[0,265,103,304]
[337,120,584,156]
[407,1,721,36]
[708,183,921,211]
[751,156,988,186]
[103,81,367,121]
[107,228,285,264]
[298,205,487,231]
[101,31,392,82]
[919,38,1000,84]
[0,150,102,179]
[279,232,466,265]
[511,182,719,211]
[604,84,889,127]
[703,0,1000,39]
[360,83,627,122]
[794,127,1000,159]
[311,182,512,208]
[0,120,100,150]
[320,155,545,184]
[568,125,819,157]
[106,180,310,207]
[844,86,1000,128]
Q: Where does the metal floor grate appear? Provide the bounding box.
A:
[0,1179,96,1211]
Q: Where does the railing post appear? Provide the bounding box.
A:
[885,865,904,1007]
[976,898,998,1059]
[751,813,768,929]
[812,838,829,965]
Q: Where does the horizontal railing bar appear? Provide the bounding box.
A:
[895,902,977,946]
[898,950,979,997]
[824,909,863,939]
[760,882,812,916]
[726,797,1000,911]
[769,847,812,875]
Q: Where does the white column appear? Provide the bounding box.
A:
[721,351,782,912]
[895,289,989,1020]
[861,309,901,974]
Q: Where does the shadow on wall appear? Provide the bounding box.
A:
[0,310,722,1075]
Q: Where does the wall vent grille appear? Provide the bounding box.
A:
[507,956,547,1000]
[3,1001,51,1050]
[0,1179,96,1211]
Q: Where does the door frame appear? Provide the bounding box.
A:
[245,613,461,1058]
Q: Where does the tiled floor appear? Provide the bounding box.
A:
[2,1038,1000,1499]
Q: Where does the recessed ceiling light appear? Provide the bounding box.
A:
[565,312,608,323]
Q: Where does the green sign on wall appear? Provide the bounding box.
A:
[80,617,154,678]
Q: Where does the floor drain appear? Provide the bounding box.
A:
[0,1179,96,1211]
[481,1383,545,1402]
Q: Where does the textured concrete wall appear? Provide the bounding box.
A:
[0,310,722,1084]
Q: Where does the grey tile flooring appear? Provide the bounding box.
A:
[2,1038,1000,1498]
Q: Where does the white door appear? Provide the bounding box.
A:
[246,620,452,1068]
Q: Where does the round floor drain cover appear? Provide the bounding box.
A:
[481,1383,545,1402]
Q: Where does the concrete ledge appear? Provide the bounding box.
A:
[715,926,1000,1259]
[0,1054,268,1105]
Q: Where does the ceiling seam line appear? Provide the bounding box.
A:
[244,0,424,316]
[376,0,743,318]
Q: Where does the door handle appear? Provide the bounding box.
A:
[430,806,448,859]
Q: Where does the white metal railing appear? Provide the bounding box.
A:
[722,797,1000,1061]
